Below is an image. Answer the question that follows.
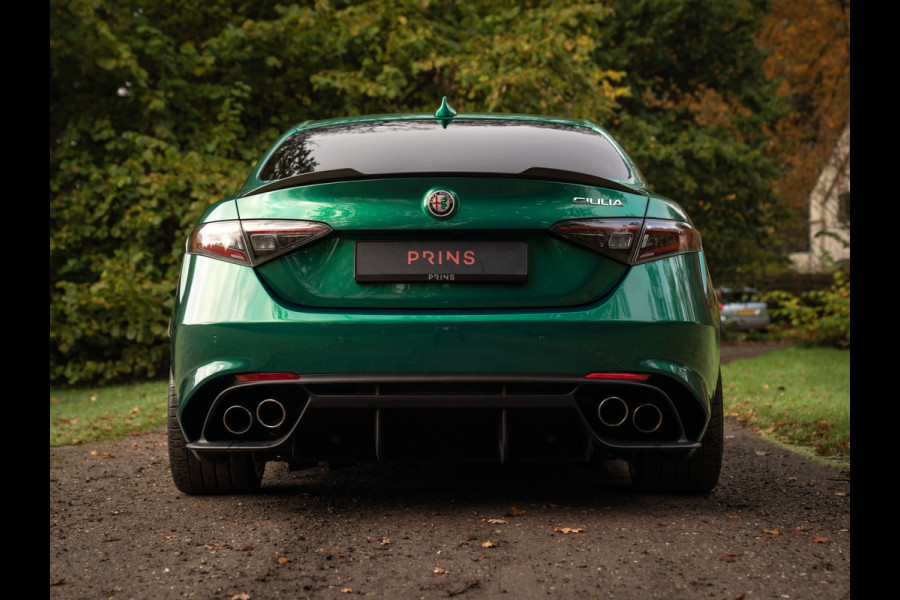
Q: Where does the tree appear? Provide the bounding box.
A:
[51,0,785,384]
[757,0,851,253]
[594,0,790,284]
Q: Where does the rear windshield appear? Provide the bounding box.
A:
[258,119,632,182]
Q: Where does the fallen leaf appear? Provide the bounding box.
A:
[102,533,120,542]
[506,507,525,517]
[50,579,65,586]
[434,567,449,575]
[487,519,508,525]
[793,525,807,531]
[380,538,391,545]
[727,515,741,520]
[231,594,250,600]
[90,450,100,456]
[720,554,735,563]
[340,589,353,594]
[240,546,254,551]
[481,541,495,548]
[554,527,584,534]
[277,557,292,564]
[763,528,780,535]
[811,536,830,544]
[465,535,477,541]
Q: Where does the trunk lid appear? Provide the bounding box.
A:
[237,177,648,309]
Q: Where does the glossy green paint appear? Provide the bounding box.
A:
[434,96,457,127]
[645,190,692,223]
[197,197,240,223]
[236,176,649,309]
[257,231,627,308]
[171,251,719,439]
[235,177,649,227]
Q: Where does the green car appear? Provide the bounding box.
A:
[168,100,722,495]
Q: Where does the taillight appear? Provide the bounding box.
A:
[188,220,332,266]
[549,218,642,264]
[550,218,701,265]
[634,219,701,264]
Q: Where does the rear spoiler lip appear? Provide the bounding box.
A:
[241,167,643,197]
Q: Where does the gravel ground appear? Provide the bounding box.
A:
[50,343,850,599]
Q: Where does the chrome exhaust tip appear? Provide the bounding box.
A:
[223,405,253,435]
[256,398,287,429]
[632,403,663,433]
[597,396,629,427]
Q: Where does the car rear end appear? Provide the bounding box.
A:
[169,113,722,493]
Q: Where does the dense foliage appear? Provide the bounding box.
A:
[764,271,850,348]
[51,0,792,385]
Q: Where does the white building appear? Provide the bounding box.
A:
[789,123,850,273]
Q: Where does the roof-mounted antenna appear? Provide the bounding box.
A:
[434,97,457,129]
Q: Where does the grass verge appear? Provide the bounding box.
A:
[50,379,168,447]
[722,346,849,469]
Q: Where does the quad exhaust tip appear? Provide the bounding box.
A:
[223,398,288,435]
[632,403,663,433]
[597,396,663,434]
[597,396,628,427]
[256,398,287,429]
[223,405,253,435]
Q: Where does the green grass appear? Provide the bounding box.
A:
[50,379,168,447]
[722,346,850,468]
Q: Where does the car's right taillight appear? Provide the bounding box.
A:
[188,220,332,266]
[550,218,701,265]
[634,219,702,264]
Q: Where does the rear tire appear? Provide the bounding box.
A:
[168,372,265,494]
[629,371,723,493]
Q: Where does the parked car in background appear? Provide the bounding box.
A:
[717,287,770,331]
[167,99,723,496]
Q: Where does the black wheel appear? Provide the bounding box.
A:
[629,371,723,493]
[168,372,265,494]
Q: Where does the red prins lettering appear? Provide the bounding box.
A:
[408,249,476,265]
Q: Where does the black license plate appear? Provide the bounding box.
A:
[355,241,528,283]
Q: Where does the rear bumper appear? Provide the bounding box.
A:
[171,252,720,457]
[184,373,705,464]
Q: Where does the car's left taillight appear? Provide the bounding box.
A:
[188,220,332,266]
